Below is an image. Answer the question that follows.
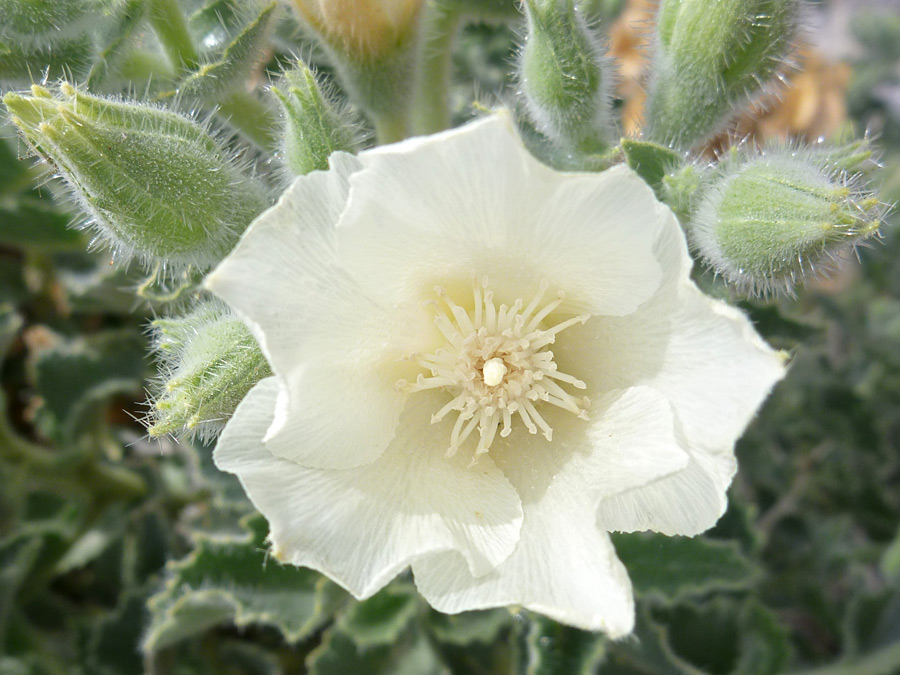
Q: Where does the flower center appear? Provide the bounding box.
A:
[398,278,591,459]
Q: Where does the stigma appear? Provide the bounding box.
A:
[398,277,591,459]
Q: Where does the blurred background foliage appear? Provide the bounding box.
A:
[1,0,900,673]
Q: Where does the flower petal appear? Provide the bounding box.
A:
[557,203,786,456]
[554,210,785,535]
[206,153,427,469]
[215,379,524,599]
[596,449,736,536]
[412,387,687,635]
[335,114,663,317]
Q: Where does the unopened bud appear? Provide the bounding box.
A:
[271,60,360,176]
[646,0,800,149]
[690,146,883,296]
[148,301,271,441]
[289,0,424,131]
[290,0,423,60]
[520,0,615,163]
[3,83,269,271]
[814,136,880,179]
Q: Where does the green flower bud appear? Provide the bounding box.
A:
[271,60,360,177]
[0,0,99,83]
[645,0,800,149]
[690,146,883,296]
[148,301,271,441]
[814,136,881,180]
[3,83,270,271]
[520,0,615,164]
[289,0,425,141]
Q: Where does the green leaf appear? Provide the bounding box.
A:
[336,582,419,646]
[427,608,512,645]
[86,590,147,675]
[0,305,23,358]
[0,197,83,251]
[179,2,277,99]
[612,532,760,601]
[735,601,791,675]
[0,536,43,645]
[881,527,900,581]
[30,329,147,443]
[426,608,514,675]
[143,514,345,651]
[53,505,126,575]
[620,139,682,193]
[657,600,742,674]
[604,604,705,675]
[521,613,605,675]
[307,626,446,675]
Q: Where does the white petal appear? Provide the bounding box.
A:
[207,153,427,469]
[557,206,786,455]
[412,387,687,635]
[215,379,524,599]
[335,114,663,317]
[596,450,737,536]
[556,215,785,535]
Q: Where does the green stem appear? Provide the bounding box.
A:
[374,110,409,145]
[147,0,198,73]
[218,90,277,150]
[411,4,461,135]
[789,642,900,675]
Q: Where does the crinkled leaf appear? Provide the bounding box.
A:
[0,197,83,251]
[53,505,126,575]
[86,589,147,675]
[427,608,512,645]
[426,608,514,675]
[611,532,760,601]
[144,514,345,651]
[521,612,605,675]
[0,305,23,357]
[30,329,147,443]
[660,599,742,674]
[882,527,900,581]
[842,586,900,659]
[604,604,705,675]
[307,626,446,675]
[336,582,419,647]
[735,601,791,675]
[0,536,42,644]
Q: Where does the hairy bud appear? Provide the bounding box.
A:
[271,60,360,176]
[519,0,615,164]
[645,0,800,149]
[690,145,883,296]
[3,83,269,271]
[148,301,271,441]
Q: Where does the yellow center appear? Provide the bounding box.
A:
[399,278,591,459]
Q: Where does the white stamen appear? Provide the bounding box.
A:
[405,279,590,456]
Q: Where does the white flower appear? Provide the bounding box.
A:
[205,113,786,637]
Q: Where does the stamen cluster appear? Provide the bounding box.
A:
[400,278,591,458]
